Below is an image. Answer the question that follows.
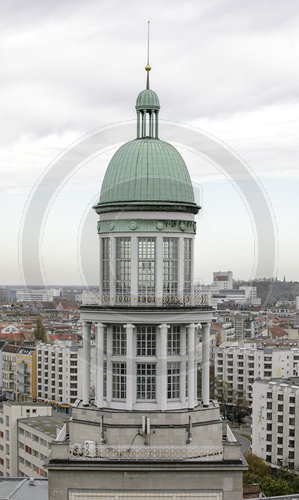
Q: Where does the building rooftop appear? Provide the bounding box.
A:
[0,478,48,499]
[257,376,299,387]
[18,412,67,439]
[2,402,50,408]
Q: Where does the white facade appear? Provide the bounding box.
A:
[37,342,83,405]
[215,343,299,405]
[213,271,233,291]
[239,286,257,301]
[252,378,299,471]
[0,403,52,477]
[16,288,61,302]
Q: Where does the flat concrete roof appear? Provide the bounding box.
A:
[18,412,67,439]
[3,402,50,407]
[0,478,48,499]
[257,376,299,387]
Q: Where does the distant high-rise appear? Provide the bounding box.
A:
[213,271,233,291]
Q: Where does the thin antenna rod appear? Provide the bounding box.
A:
[147,20,150,65]
[145,20,151,90]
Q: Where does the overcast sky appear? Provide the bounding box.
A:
[1,0,299,286]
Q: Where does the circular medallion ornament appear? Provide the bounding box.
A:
[180,222,186,231]
[156,221,164,230]
[109,222,114,230]
[130,222,137,230]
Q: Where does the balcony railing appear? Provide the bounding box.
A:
[81,293,211,308]
[68,444,223,462]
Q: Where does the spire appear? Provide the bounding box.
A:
[135,21,160,139]
[145,20,151,90]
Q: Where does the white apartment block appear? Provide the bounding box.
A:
[213,271,233,290]
[37,341,96,405]
[16,289,60,302]
[252,378,299,471]
[37,342,81,405]
[215,343,299,405]
[0,402,52,477]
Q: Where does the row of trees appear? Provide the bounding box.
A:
[244,453,299,496]
[33,315,47,342]
[209,374,249,423]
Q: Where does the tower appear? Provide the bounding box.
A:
[47,60,246,500]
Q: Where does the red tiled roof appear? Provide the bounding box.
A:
[269,326,288,338]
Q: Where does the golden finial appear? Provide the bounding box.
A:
[145,64,151,71]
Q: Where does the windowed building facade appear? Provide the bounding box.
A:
[47,63,246,499]
[252,377,299,472]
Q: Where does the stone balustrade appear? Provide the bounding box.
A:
[68,444,223,462]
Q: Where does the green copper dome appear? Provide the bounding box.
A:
[94,62,199,215]
[136,89,160,110]
[94,138,199,214]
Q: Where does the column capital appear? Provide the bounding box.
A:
[95,322,105,328]
[124,323,135,329]
[201,322,211,334]
[159,323,170,330]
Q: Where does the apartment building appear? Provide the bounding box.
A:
[252,378,299,471]
[16,346,37,402]
[0,402,52,477]
[37,342,85,405]
[233,314,255,340]
[2,344,19,401]
[1,345,37,402]
[0,340,7,391]
[215,343,299,405]
[18,411,66,478]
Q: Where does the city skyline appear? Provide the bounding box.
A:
[1,0,299,285]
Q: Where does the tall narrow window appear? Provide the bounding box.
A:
[138,237,156,302]
[103,360,107,398]
[168,326,180,355]
[112,362,126,399]
[136,326,156,356]
[103,327,107,355]
[183,238,192,298]
[167,362,180,399]
[186,327,189,397]
[136,363,156,400]
[112,326,126,355]
[185,360,188,398]
[116,237,131,301]
[163,238,178,302]
[101,238,110,296]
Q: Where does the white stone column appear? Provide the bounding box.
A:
[202,322,211,407]
[131,236,138,305]
[82,321,91,406]
[95,323,104,408]
[107,326,113,403]
[125,323,135,410]
[98,236,102,299]
[158,323,169,411]
[188,324,196,409]
[178,236,184,302]
[156,235,163,305]
[110,236,116,303]
[180,327,186,403]
[190,237,195,305]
